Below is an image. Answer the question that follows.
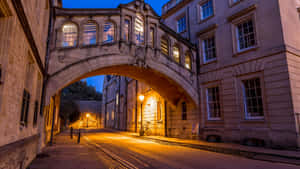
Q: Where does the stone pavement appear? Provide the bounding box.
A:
[28,132,107,169]
[104,129,300,166]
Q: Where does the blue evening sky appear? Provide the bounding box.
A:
[63,0,169,92]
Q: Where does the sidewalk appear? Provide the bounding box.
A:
[106,129,300,165]
[28,132,106,169]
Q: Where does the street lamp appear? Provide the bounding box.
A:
[86,113,90,128]
[138,94,145,136]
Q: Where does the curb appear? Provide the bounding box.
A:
[115,131,300,166]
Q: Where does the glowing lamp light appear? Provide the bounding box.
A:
[139,95,145,102]
[86,113,90,118]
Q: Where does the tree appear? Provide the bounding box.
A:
[61,81,102,101]
[60,81,102,122]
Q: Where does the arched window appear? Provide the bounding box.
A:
[161,37,169,56]
[135,14,144,45]
[123,19,130,42]
[103,22,115,43]
[173,45,180,63]
[62,23,78,47]
[185,52,192,70]
[150,27,155,48]
[83,21,97,45]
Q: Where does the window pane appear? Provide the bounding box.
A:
[135,14,144,45]
[201,0,213,20]
[237,19,256,51]
[173,46,180,63]
[243,78,264,118]
[124,19,130,41]
[207,87,221,119]
[150,28,155,48]
[161,38,169,56]
[83,21,97,45]
[203,36,216,62]
[185,53,192,70]
[62,23,78,47]
[103,22,114,43]
[177,16,186,33]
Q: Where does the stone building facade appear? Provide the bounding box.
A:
[0,0,60,169]
[160,0,300,148]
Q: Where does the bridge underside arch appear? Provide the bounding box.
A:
[45,54,199,107]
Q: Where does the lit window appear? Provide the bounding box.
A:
[173,45,180,63]
[62,23,78,47]
[103,22,115,43]
[203,36,216,63]
[177,15,186,33]
[83,21,97,45]
[124,19,130,41]
[161,38,169,56]
[135,14,144,45]
[236,19,256,51]
[150,28,155,48]
[182,102,187,120]
[157,101,162,121]
[185,52,192,70]
[242,78,264,119]
[200,0,214,20]
[206,87,221,120]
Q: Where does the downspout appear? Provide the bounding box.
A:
[40,0,55,147]
[118,76,121,130]
[125,78,128,131]
[164,101,168,137]
[104,87,108,128]
[187,6,191,41]
[135,80,138,132]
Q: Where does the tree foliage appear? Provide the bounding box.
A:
[59,81,102,121]
[61,81,102,101]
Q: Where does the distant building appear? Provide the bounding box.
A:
[70,100,102,129]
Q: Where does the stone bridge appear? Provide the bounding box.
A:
[46,0,198,107]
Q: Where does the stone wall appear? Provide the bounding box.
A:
[0,0,49,168]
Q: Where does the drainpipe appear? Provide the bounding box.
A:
[118,76,121,130]
[104,87,108,128]
[187,6,191,41]
[125,78,128,131]
[135,80,138,132]
[39,0,56,148]
[164,101,168,137]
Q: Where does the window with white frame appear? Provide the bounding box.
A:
[103,22,115,43]
[135,14,144,45]
[242,78,264,119]
[203,36,216,63]
[199,0,214,20]
[62,23,78,47]
[236,19,256,51]
[206,87,221,120]
[177,15,186,33]
[83,21,97,45]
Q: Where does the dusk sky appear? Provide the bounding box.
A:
[62,0,169,92]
